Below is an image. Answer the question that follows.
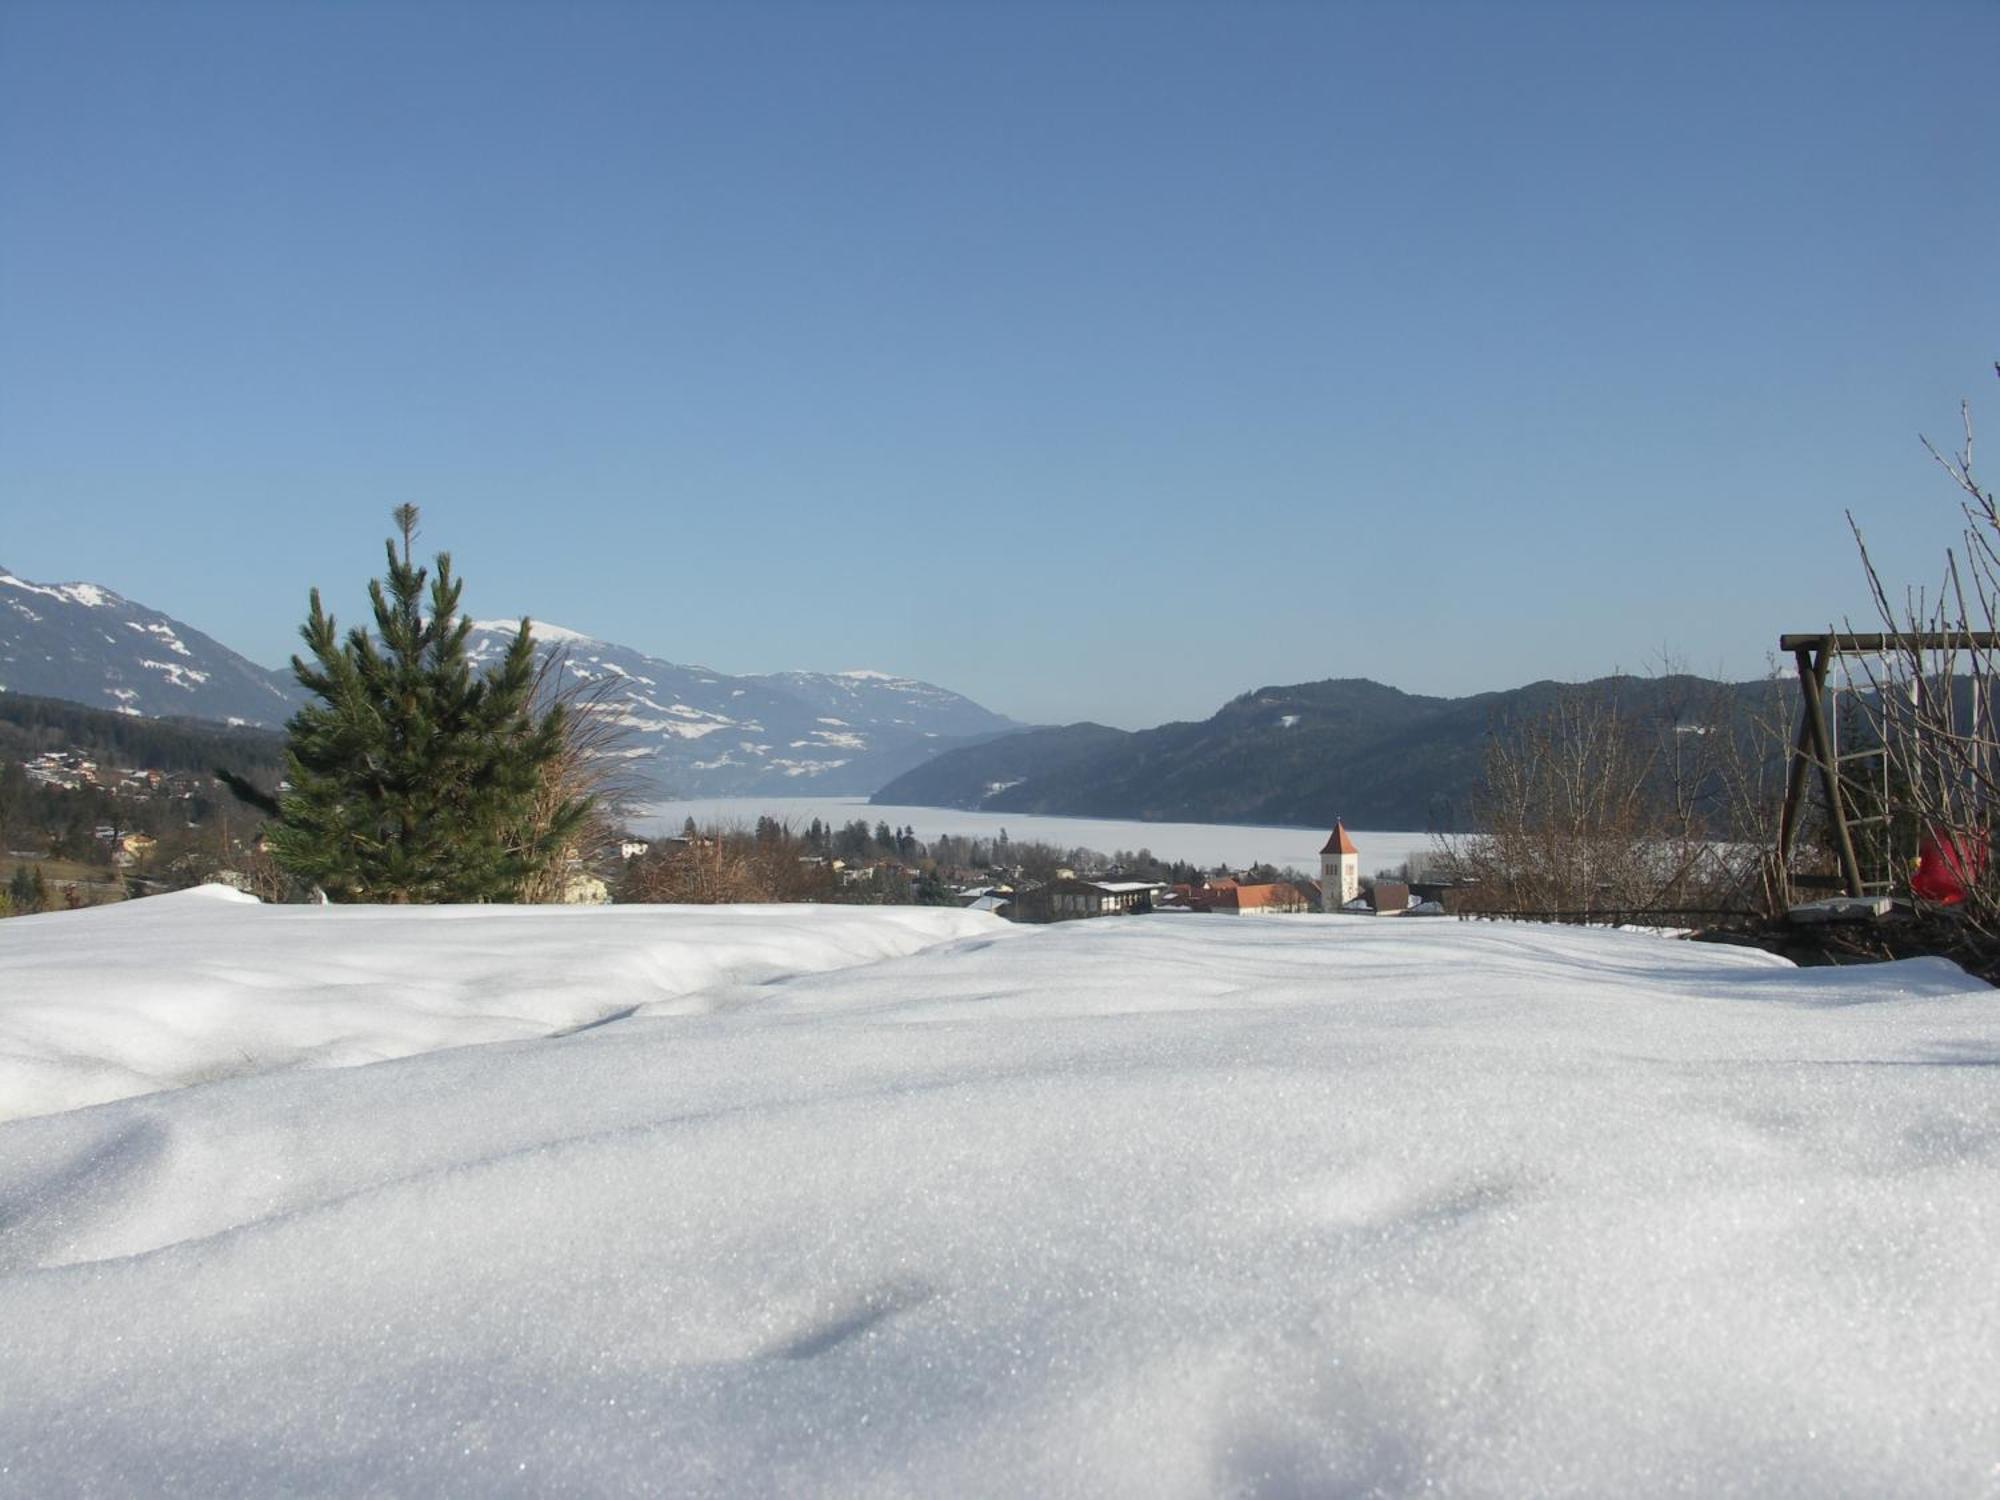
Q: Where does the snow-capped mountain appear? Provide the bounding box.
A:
[0,559,1019,794]
[750,668,1025,742]
[462,622,1021,797]
[0,564,300,725]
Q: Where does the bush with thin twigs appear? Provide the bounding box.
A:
[1435,673,1795,923]
[1848,365,2000,937]
[620,820,838,905]
[513,654,641,904]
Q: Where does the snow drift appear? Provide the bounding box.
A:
[0,886,1003,1122]
[1,898,1996,1495]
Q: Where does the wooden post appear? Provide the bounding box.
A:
[1774,650,1821,891]
[1795,644,1865,897]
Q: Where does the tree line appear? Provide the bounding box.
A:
[619,815,1214,906]
[0,692,285,778]
[0,700,281,915]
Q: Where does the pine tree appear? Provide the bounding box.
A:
[8,863,43,914]
[260,507,588,902]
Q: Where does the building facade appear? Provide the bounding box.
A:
[1319,821,1360,911]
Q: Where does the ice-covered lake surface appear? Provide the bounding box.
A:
[638,795,1432,874]
[3,891,1998,1495]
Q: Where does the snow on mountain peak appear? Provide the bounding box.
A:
[467,619,597,645]
[0,570,123,609]
[5,567,1015,791]
[0,565,297,724]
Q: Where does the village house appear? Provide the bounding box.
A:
[1091,880,1166,913]
[1011,877,1168,923]
[838,857,916,890]
[1187,876,1238,913]
[26,752,94,791]
[1233,881,1312,915]
[107,832,159,869]
[1194,880,1311,915]
[1404,851,1470,911]
[954,883,1014,909]
[1370,878,1411,914]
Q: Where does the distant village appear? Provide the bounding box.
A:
[928,822,1455,923]
[3,747,250,910]
[6,730,1466,920]
[22,747,211,805]
[619,819,1460,922]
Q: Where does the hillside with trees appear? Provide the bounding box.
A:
[0,693,283,780]
[875,673,1786,831]
[0,693,286,911]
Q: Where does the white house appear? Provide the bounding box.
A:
[1319,821,1360,912]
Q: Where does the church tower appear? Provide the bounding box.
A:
[1319,821,1359,911]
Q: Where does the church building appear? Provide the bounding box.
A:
[1319,821,1359,912]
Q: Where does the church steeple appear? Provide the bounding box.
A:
[1319,820,1359,911]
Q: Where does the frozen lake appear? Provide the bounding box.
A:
[635,796,1433,875]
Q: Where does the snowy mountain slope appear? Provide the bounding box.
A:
[752,667,1019,743]
[0,563,300,725]
[0,561,1017,794]
[464,621,1019,798]
[0,899,1995,1493]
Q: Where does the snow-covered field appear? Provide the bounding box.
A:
[3,895,1998,1495]
[638,795,1432,874]
[0,888,996,1123]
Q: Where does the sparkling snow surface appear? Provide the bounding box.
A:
[2,899,1997,1496]
[0,888,998,1123]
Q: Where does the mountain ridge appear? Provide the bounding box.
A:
[1,566,1021,799]
[1,563,302,726]
[873,672,1781,831]
[461,622,1022,797]
[6,564,1780,826]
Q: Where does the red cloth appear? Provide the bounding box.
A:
[1911,826,1988,906]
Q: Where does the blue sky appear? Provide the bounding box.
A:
[3,0,1996,728]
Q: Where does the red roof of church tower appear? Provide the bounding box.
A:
[1319,821,1358,856]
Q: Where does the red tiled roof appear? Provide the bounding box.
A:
[1320,821,1358,856]
[1236,882,1305,910]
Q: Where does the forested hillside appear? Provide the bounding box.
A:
[875,674,1781,830]
[0,693,284,778]
[0,694,284,884]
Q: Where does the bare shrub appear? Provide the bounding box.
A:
[1847,365,2000,932]
[621,820,837,904]
[1682,667,1803,917]
[513,652,640,904]
[1439,687,1660,918]
[1437,672,1793,922]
